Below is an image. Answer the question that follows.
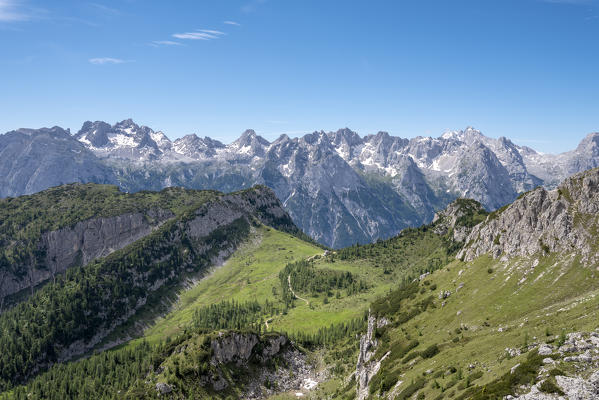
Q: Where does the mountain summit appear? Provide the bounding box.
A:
[1,120,599,247]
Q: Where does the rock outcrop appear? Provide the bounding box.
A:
[459,167,599,262]
[356,311,390,400]
[152,332,321,399]
[0,209,173,305]
[514,330,599,399]
[432,198,487,243]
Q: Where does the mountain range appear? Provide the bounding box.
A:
[1,119,598,247]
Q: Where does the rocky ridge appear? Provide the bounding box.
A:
[0,208,174,307]
[356,312,390,400]
[3,121,599,247]
[459,167,599,262]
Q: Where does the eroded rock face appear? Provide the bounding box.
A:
[0,209,173,305]
[356,312,390,400]
[459,167,599,262]
[211,332,261,365]
[198,332,320,398]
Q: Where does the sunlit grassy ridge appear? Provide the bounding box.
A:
[133,222,454,348]
[331,251,599,399]
[137,225,322,344]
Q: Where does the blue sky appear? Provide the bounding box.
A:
[1,0,597,153]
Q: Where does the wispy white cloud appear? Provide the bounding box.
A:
[199,29,224,35]
[88,2,120,15]
[151,40,183,47]
[89,57,129,65]
[224,20,240,26]
[0,0,28,22]
[172,29,225,40]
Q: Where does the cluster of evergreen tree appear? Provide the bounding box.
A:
[191,299,280,332]
[370,281,421,317]
[278,260,366,307]
[328,226,458,281]
[288,317,366,347]
[4,339,161,400]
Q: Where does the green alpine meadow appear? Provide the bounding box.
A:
[0,167,598,399]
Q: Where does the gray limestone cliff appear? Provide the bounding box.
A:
[0,209,173,306]
[459,167,599,262]
[356,312,390,400]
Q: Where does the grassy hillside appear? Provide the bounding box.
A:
[4,179,598,400]
[0,183,303,392]
[138,225,323,344]
[2,212,468,399]
[336,250,599,400]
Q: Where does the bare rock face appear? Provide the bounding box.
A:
[205,332,319,398]
[356,312,390,400]
[0,127,118,198]
[210,332,290,367]
[459,167,599,262]
[0,209,173,306]
[210,332,261,365]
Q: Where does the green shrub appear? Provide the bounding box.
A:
[380,374,399,392]
[539,379,564,395]
[468,370,483,381]
[402,350,420,364]
[397,378,425,400]
[421,344,440,359]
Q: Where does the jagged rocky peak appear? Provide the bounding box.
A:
[441,126,484,143]
[459,167,599,262]
[76,121,112,147]
[75,118,172,160]
[327,128,363,160]
[575,132,599,155]
[230,129,270,156]
[328,127,362,146]
[235,129,269,146]
[172,134,225,159]
[432,198,488,242]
